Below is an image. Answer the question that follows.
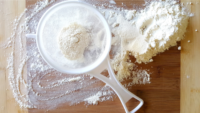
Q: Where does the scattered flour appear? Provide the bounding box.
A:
[109,0,116,4]
[111,51,150,84]
[125,10,137,20]
[4,0,191,110]
[68,76,82,82]
[84,92,102,105]
[5,0,116,109]
[111,51,134,81]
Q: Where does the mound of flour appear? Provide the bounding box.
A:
[120,0,190,63]
[58,23,90,60]
[101,0,191,82]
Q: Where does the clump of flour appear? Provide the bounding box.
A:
[58,23,90,60]
[121,0,190,63]
[102,0,190,64]
[111,51,134,81]
[111,51,150,84]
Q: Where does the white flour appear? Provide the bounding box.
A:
[97,0,191,85]
[104,0,191,64]
[109,0,116,5]
[3,0,191,110]
[111,51,150,84]
[178,46,181,50]
[58,23,90,60]
[84,91,102,105]
[131,0,190,63]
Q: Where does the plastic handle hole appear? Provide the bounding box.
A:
[126,98,141,112]
[100,69,110,78]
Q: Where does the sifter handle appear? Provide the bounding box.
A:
[88,56,143,113]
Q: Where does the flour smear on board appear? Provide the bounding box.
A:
[3,0,191,110]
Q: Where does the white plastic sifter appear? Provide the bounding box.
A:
[26,0,143,113]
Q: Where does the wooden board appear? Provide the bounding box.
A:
[181,0,200,113]
[0,0,199,113]
[0,0,27,113]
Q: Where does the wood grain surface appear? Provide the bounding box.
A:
[0,0,199,113]
[181,0,200,113]
[0,1,27,113]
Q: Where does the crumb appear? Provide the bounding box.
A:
[178,46,181,50]
[112,23,119,27]
[90,76,94,79]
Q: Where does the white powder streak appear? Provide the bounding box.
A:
[109,0,116,4]
[38,77,82,89]
[84,92,102,105]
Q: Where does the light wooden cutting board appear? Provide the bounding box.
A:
[0,0,199,113]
